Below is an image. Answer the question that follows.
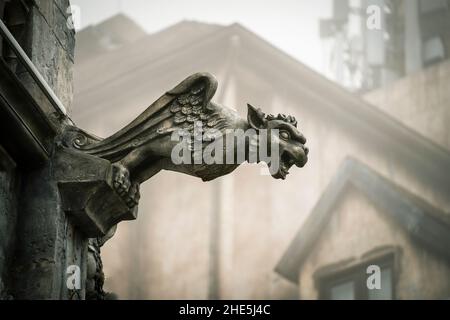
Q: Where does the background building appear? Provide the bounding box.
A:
[277,157,450,299]
[72,10,450,299]
[320,0,450,91]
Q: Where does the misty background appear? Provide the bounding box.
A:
[70,0,450,299]
[71,0,332,75]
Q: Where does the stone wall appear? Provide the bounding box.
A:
[0,0,77,299]
[17,0,75,114]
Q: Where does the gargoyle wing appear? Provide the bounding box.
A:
[67,73,219,162]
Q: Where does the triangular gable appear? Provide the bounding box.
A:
[275,157,450,283]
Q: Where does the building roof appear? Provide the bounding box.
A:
[75,14,148,64]
[275,157,450,283]
[73,15,450,198]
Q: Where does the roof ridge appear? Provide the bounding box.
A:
[75,23,233,97]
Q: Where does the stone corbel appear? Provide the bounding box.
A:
[54,145,138,238]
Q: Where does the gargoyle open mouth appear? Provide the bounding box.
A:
[272,148,308,180]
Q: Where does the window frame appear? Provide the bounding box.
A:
[316,252,397,300]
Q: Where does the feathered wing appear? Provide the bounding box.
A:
[72,73,219,162]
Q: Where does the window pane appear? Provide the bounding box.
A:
[368,267,392,300]
[423,37,445,65]
[329,281,355,300]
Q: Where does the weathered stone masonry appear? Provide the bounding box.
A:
[0,0,78,299]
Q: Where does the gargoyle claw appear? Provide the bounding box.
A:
[111,163,136,207]
[125,182,140,208]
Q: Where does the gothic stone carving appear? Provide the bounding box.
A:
[61,73,308,224]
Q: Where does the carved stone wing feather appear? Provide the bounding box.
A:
[64,73,218,162]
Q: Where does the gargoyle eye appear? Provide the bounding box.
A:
[279,130,290,140]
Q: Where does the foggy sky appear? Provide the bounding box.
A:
[70,0,332,73]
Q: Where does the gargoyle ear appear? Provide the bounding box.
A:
[247,104,267,130]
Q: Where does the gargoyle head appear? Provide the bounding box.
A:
[247,104,309,180]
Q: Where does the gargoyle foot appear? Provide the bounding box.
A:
[125,182,140,208]
[112,163,130,196]
[111,164,140,208]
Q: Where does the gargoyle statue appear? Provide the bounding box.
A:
[63,73,308,208]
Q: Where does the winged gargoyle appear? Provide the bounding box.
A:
[62,73,308,209]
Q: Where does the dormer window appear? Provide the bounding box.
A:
[317,254,395,300]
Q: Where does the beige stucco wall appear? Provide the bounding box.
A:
[299,186,450,299]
